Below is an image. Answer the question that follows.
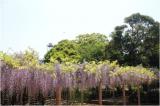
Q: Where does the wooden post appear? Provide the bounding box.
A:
[137,85,141,106]
[55,86,62,105]
[98,79,102,105]
[122,84,126,105]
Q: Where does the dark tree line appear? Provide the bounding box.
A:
[44,13,159,68]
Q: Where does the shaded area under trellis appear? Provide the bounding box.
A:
[1,81,159,105]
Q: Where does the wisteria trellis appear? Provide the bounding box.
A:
[0,60,157,105]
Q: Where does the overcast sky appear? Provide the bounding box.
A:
[0,0,160,58]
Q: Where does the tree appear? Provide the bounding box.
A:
[105,25,127,64]
[76,33,108,62]
[44,40,80,63]
[0,51,20,68]
[14,48,39,67]
[106,13,159,67]
[141,21,159,67]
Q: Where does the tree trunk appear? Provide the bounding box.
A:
[98,80,102,105]
[55,86,62,105]
[20,91,23,105]
[137,85,141,106]
[112,89,115,99]
[72,89,75,104]
[122,85,126,105]
[81,89,84,105]
[69,88,72,104]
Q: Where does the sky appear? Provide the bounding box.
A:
[0,0,160,59]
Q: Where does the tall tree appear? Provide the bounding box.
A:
[106,13,159,67]
[105,25,127,64]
